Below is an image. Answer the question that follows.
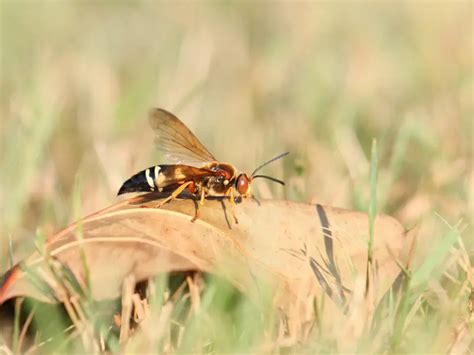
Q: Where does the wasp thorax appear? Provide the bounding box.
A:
[236,174,251,195]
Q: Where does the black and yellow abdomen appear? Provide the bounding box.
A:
[117,165,163,195]
[117,164,214,196]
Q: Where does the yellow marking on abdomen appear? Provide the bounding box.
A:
[145,169,155,190]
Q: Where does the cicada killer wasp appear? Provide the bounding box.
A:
[118,108,288,223]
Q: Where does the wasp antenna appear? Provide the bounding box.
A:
[251,152,289,177]
[252,174,285,186]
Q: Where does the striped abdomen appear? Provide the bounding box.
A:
[117,165,164,195]
[117,164,213,196]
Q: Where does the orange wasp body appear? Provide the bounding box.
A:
[118,108,288,223]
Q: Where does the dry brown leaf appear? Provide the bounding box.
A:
[0,194,409,330]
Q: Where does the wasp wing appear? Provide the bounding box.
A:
[149,108,217,166]
[156,164,213,187]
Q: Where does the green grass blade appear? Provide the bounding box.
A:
[366,138,378,292]
[410,227,460,290]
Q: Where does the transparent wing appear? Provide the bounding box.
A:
[149,108,217,166]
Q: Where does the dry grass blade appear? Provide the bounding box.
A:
[119,275,135,343]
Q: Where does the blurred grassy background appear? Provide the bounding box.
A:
[0,2,472,272]
[0,2,473,353]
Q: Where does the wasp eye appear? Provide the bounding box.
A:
[236,175,249,195]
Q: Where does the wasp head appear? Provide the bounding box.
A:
[234,152,289,197]
[235,173,252,196]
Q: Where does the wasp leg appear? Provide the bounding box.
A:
[226,187,239,224]
[250,194,261,206]
[155,181,194,208]
[200,187,206,206]
[191,188,206,222]
[190,207,199,222]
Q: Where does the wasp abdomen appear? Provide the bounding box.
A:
[117,165,162,195]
